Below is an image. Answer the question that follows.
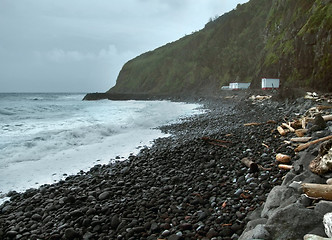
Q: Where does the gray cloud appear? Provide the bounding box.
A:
[0,0,248,93]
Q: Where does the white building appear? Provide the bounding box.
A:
[261,78,280,89]
[229,82,251,90]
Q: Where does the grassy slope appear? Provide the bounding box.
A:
[109,0,332,95]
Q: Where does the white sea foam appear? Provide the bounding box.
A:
[0,93,203,200]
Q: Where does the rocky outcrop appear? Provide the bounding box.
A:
[240,99,332,240]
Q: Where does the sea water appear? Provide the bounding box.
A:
[0,93,202,200]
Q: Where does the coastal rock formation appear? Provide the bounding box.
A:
[240,96,332,240]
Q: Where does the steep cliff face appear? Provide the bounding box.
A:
[258,0,332,90]
[109,0,332,96]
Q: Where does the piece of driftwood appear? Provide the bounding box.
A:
[282,123,295,132]
[278,164,293,170]
[306,115,332,122]
[244,120,277,127]
[290,137,312,142]
[302,118,307,129]
[241,158,258,172]
[323,115,332,122]
[295,135,332,152]
[258,164,272,171]
[309,139,332,175]
[244,122,261,126]
[317,105,332,111]
[277,126,288,136]
[290,119,303,129]
[295,129,308,137]
[302,183,332,200]
[262,143,269,148]
[202,136,231,148]
[276,153,291,163]
[266,120,277,124]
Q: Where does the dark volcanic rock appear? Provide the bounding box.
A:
[64,228,80,239]
[265,203,324,240]
[239,95,332,240]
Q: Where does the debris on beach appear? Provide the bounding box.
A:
[241,157,259,172]
[240,94,332,240]
[295,135,332,152]
[249,95,272,102]
[305,92,332,103]
[302,183,332,201]
[309,139,332,175]
[201,136,231,148]
[276,153,291,163]
[274,102,332,154]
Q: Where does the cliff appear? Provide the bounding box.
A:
[108,0,332,97]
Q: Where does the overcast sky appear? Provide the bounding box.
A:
[0,0,249,93]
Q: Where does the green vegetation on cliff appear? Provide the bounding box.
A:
[109,0,332,96]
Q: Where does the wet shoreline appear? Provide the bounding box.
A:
[1,92,331,239]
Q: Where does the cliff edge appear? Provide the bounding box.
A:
[107,0,332,97]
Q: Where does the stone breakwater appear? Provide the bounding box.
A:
[0,94,330,239]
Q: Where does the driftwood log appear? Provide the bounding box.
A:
[290,137,312,142]
[201,136,231,148]
[241,158,258,172]
[243,122,261,126]
[278,164,293,170]
[317,105,332,111]
[277,126,288,136]
[309,139,332,175]
[295,135,332,152]
[323,115,332,121]
[304,114,332,123]
[302,118,307,129]
[282,123,295,132]
[276,153,291,163]
[302,183,332,200]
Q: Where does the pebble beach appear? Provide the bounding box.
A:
[1,90,332,240]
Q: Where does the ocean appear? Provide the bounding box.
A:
[0,93,202,200]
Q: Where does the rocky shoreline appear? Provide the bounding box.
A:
[1,91,332,239]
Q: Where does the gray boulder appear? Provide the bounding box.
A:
[239,218,268,240]
[261,186,297,218]
[239,224,270,240]
[265,203,324,240]
[315,201,332,216]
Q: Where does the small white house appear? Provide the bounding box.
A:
[229,82,251,90]
[262,78,280,90]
